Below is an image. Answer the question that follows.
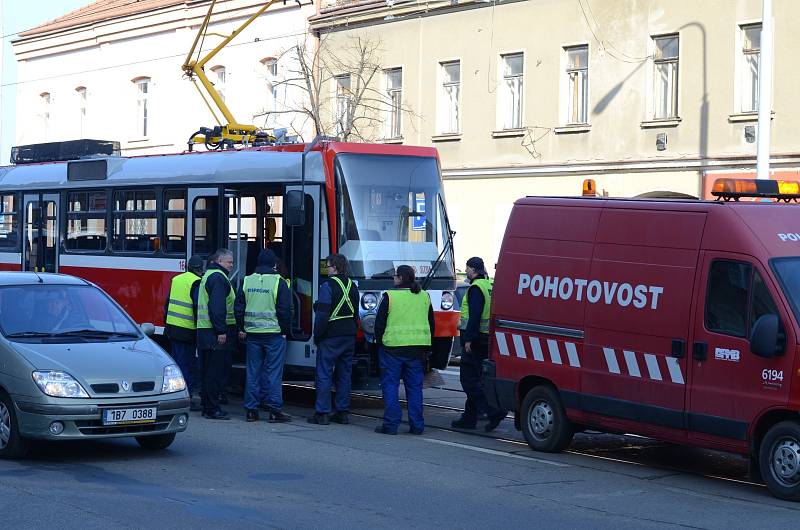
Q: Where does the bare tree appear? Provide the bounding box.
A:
[254,34,418,142]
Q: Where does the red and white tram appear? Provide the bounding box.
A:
[0,139,460,379]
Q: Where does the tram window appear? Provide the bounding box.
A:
[288,194,314,338]
[164,189,186,255]
[192,196,218,257]
[66,191,107,252]
[227,195,257,242]
[112,190,158,253]
[0,194,19,250]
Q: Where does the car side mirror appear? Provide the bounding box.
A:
[284,190,305,227]
[140,322,156,337]
[750,314,779,358]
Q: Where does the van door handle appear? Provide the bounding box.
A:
[671,339,686,358]
[692,341,708,361]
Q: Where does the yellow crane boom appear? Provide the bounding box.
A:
[182,0,281,149]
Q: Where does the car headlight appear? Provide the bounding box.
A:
[32,371,89,398]
[441,291,455,310]
[162,364,187,393]
[361,292,378,311]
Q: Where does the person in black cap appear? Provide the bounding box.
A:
[164,255,204,411]
[235,249,293,422]
[452,257,507,432]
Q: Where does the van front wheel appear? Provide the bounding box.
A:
[0,392,29,459]
[759,421,800,500]
[520,385,573,453]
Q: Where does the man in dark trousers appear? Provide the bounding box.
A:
[452,257,507,432]
[308,253,360,425]
[164,255,204,411]
[235,249,293,422]
[197,248,238,420]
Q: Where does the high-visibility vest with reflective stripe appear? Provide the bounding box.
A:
[383,289,432,348]
[243,273,281,333]
[328,276,355,322]
[197,269,236,329]
[459,278,493,334]
[165,272,199,330]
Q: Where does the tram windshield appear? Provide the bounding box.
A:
[336,154,455,280]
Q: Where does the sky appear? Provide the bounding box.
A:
[1,0,89,163]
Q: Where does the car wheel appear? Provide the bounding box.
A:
[136,432,177,451]
[520,385,573,453]
[759,421,800,500]
[0,392,30,459]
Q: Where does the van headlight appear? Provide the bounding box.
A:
[441,291,455,310]
[162,365,186,393]
[361,292,378,311]
[32,371,89,398]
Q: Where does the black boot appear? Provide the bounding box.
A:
[330,411,350,424]
[268,411,292,423]
[307,413,329,425]
[484,412,506,432]
[451,416,477,429]
[246,409,259,422]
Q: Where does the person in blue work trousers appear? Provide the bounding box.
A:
[164,255,204,411]
[373,265,435,435]
[308,253,360,425]
[235,249,293,423]
[197,248,239,420]
[451,256,507,432]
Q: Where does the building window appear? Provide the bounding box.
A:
[133,77,150,137]
[261,58,280,112]
[0,194,19,250]
[75,87,87,137]
[385,68,403,139]
[66,191,107,252]
[211,66,226,102]
[40,92,51,139]
[499,53,523,130]
[740,24,761,113]
[113,190,158,253]
[653,35,679,119]
[438,61,460,134]
[565,46,589,124]
[335,74,352,136]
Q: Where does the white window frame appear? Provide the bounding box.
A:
[133,77,151,138]
[40,92,51,139]
[384,67,403,139]
[651,34,680,120]
[563,45,589,125]
[261,57,279,111]
[75,86,87,137]
[497,52,524,130]
[211,65,226,102]
[737,23,762,114]
[437,60,461,135]
[334,74,352,137]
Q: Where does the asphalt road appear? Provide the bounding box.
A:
[2,398,800,528]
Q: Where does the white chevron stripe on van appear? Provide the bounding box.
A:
[512,334,527,359]
[643,354,663,381]
[603,348,621,374]
[495,332,511,356]
[529,337,545,361]
[623,350,641,378]
[546,340,563,365]
[564,342,581,368]
[665,357,685,385]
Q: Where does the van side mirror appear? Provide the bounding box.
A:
[140,322,156,337]
[750,314,779,358]
[284,190,305,227]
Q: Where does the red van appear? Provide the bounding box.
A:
[484,179,800,500]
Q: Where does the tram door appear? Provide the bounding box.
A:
[22,193,59,273]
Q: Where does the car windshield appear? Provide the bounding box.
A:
[772,258,800,323]
[336,153,455,279]
[0,284,140,340]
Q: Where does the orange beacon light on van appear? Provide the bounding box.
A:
[711,178,800,201]
[582,179,597,197]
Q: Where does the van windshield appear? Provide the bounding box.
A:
[0,284,140,341]
[771,258,800,323]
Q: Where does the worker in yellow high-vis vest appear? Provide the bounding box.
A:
[373,265,435,435]
[234,249,292,423]
[197,248,238,420]
[163,255,204,411]
[451,257,507,433]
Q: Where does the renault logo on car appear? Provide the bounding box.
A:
[121,380,131,392]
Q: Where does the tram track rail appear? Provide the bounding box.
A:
[283,383,765,491]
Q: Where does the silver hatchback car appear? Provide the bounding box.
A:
[0,273,190,458]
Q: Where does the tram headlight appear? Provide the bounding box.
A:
[361,292,378,311]
[441,291,455,311]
